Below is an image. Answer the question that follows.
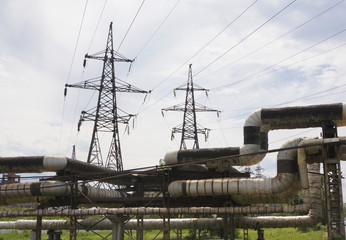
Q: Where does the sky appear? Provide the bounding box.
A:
[1,0,346,199]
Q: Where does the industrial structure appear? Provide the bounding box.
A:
[0,103,346,240]
[162,63,219,150]
[65,22,147,172]
[1,23,346,240]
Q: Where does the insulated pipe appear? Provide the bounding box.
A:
[0,165,320,230]
[0,164,321,230]
[168,138,301,204]
[0,181,127,204]
[0,204,310,217]
[0,156,116,174]
[0,218,224,230]
[164,103,346,168]
[0,181,70,204]
[236,163,322,228]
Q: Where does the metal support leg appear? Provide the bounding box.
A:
[176,213,183,240]
[223,214,235,240]
[35,216,42,240]
[243,229,249,240]
[136,215,144,240]
[108,214,126,240]
[257,228,264,240]
[69,216,77,240]
[324,157,345,239]
[162,214,170,240]
[322,124,345,240]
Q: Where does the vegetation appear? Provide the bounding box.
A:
[0,226,328,239]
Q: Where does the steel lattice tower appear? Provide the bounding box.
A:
[162,64,219,150]
[65,22,147,171]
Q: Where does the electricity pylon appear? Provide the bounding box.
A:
[162,64,219,150]
[65,22,147,171]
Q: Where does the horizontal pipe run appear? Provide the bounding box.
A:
[0,164,320,230]
[0,156,116,174]
[168,138,301,204]
[164,103,346,168]
[0,204,310,217]
[0,218,224,230]
[0,181,127,204]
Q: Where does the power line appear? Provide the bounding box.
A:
[59,0,89,155]
[149,0,258,92]
[194,0,297,77]
[210,82,346,125]
[117,0,146,52]
[135,0,182,58]
[136,0,259,115]
[195,0,345,83]
[209,29,346,92]
[210,42,346,115]
[87,0,108,53]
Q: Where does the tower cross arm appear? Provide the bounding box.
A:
[85,52,133,63]
[65,77,101,91]
[115,79,148,94]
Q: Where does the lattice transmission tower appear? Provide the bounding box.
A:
[65,22,147,171]
[162,64,219,150]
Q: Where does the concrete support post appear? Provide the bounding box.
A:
[108,214,126,240]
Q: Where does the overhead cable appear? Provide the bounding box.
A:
[87,0,108,53]
[59,0,89,155]
[194,0,297,77]
[210,29,346,92]
[135,0,182,58]
[117,0,146,51]
[196,0,345,82]
[149,0,258,92]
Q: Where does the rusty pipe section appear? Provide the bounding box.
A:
[168,138,300,204]
[164,103,346,168]
[0,181,127,205]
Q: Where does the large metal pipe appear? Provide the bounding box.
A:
[168,138,301,204]
[0,204,309,217]
[0,218,224,230]
[0,156,115,174]
[0,181,127,204]
[0,164,320,230]
[164,103,346,168]
[237,163,322,228]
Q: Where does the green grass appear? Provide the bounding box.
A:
[0,226,328,240]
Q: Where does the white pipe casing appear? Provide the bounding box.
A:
[84,186,127,199]
[0,181,127,204]
[168,138,301,204]
[237,163,321,228]
[0,164,320,229]
[164,103,346,170]
[42,156,68,172]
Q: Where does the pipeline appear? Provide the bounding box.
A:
[0,181,127,205]
[0,160,320,218]
[0,156,116,174]
[0,218,224,231]
[164,103,346,168]
[168,138,314,204]
[0,164,321,229]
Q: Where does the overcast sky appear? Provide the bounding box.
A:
[1,0,346,198]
